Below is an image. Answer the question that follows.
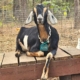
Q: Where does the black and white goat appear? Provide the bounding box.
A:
[15,4,59,79]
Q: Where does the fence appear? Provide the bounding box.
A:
[0,0,79,53]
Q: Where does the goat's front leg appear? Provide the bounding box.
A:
[41,51,56,79]
[18,39,27,51]
[15,50,21,57]
[15,39,27,58]
[15,50,21,66]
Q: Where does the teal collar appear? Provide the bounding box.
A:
[40,41,49,51]
[38,27,51,43]
[38,27,51,51]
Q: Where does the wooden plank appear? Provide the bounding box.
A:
[0,53,5,67]
[60,46,80,58]
[2,46,80,67]
[2,52,36,67]
[2,52,18,67]
[36,57,46,62]
[20,54,36,64]
[0,64,37,80]
[49,58,80,77]
[55,48,70,60]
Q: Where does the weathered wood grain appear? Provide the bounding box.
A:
[60,46,80,58]
[1,47,80,67]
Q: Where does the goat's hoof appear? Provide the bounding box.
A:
[41,74,48,80]
[15,53,21,57]
[44,75,48,80]
[41,72,48,80]
[41,77,48,80]
[41,71,45,79]
[41,76,48,80]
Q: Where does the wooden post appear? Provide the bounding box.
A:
[74,0,80,28]
[33,0,34,7]
[41,0,42,3]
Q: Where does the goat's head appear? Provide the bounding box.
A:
[25,4,57,25]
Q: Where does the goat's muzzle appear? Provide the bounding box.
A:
[37,14,44,24]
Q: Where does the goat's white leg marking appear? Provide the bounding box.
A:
[41,52,53,79]
[18,39,27,51]
[23,35,28,50]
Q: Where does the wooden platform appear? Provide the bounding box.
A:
[0,46,80,80]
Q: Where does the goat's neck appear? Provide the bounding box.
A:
[38,24,48,41]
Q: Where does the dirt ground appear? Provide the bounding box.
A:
[0,19,80,53]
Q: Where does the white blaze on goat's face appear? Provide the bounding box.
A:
[37,14,44,24]
[33,6,44,24]
[36,7,48,24]
[37,7,47,24]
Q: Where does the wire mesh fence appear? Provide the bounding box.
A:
[0,0,80,53]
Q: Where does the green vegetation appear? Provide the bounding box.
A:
[0,0,74,25]
[42,0,73,15]
[0,21,2,27]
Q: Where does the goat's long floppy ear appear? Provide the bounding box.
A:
[48,10,57,24]
[25,11,33,24]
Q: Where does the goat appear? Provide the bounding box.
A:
[15,4,59,79]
